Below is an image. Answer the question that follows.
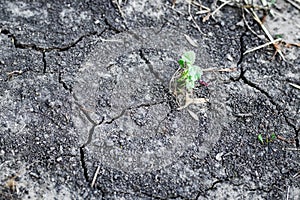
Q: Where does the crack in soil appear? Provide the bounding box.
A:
[240,74,299,141]
[104,17,128,33]
[194,179,225,200]
[138,49,165,84]
[233,30,299,146]
[104,101,165,124]
[42,51,47,73]
[0,28,104,91]
[230,31,247,82]
[74,89,166,182]
[58,70,72,92]
[0,28,99,53]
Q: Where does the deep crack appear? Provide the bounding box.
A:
[241,73,298,139]
[138,49,165,84]
[234,30,298,140]
[104,17,127,33]
[104,101,165,125]
[58,70,72,93]
[230,31,247,82]
[2,29,98,53]
[74,89,166,184]
[42,51,47,73]
[79,146,90,182]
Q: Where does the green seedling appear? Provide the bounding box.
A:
[169,51,208,117]
[177,51,202,92]
[266,133,277,143]
[274,34,284,39]
[258,133,277,145]
[268,0,276,6]
[258,134,264,144]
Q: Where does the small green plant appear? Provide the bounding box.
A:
[258,134,264,144]
[177,51,202,92]
[258,133,277,145]
[169,51,208,114]
[274,34,284,39]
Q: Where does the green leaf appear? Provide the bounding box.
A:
[271,133,276,140]
[274,34,283,39]
[177,51,202,92]
[269,0,276,5]
[181,51,195,65]
[188,65,202,82]
[258,134,264,144]
[178,59,185,69]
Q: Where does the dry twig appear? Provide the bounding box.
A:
[277,135,296,144]
[285,0,300,10]
[242,8,263,38]
[202,67,237,72]
[187,1,204,34]
[203,0,231,22]
[243,38,282,55]
[7,70,23,79]
[247,5,286,60]
[283,147,300,151]
[112,0,125,19]
[289,83,300,90]
[91,166,101,188]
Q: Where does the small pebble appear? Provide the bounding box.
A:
[57,157,63,162]
[216,152,224,161]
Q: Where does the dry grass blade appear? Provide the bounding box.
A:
[184,34,198,47]
[91,166,101,188]
[242,8,262,38]
[187,109,199,121]
[248,6,286,60]
[289,83,300,90]
[7,70,23,79]
[243,38,282,55]
[5,175,18,193]
[293,171,300,178]
[99,37,123,43]
[283,147,300,151]
[202,67,237,72]
[285,0,300,10]
[193,1,211,14]
[196,10,210,14]
[178,94,209,110]
[203,0,231,22]
[187,1,205,34]
[285,42,300,48]
[112,0,125,19]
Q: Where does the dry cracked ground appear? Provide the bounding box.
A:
[0,0,299,199]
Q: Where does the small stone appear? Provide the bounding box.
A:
[229,25,236,31]
[56,157,62,162]
[236,20,244,27]
[105,139,114,147]
[226,54,233,61]
[30,172,39,178]
[70,147,77,156]
[216,152,224,161]
[281,167,289,174]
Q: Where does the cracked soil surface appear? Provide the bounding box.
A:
[0,0,299,199]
